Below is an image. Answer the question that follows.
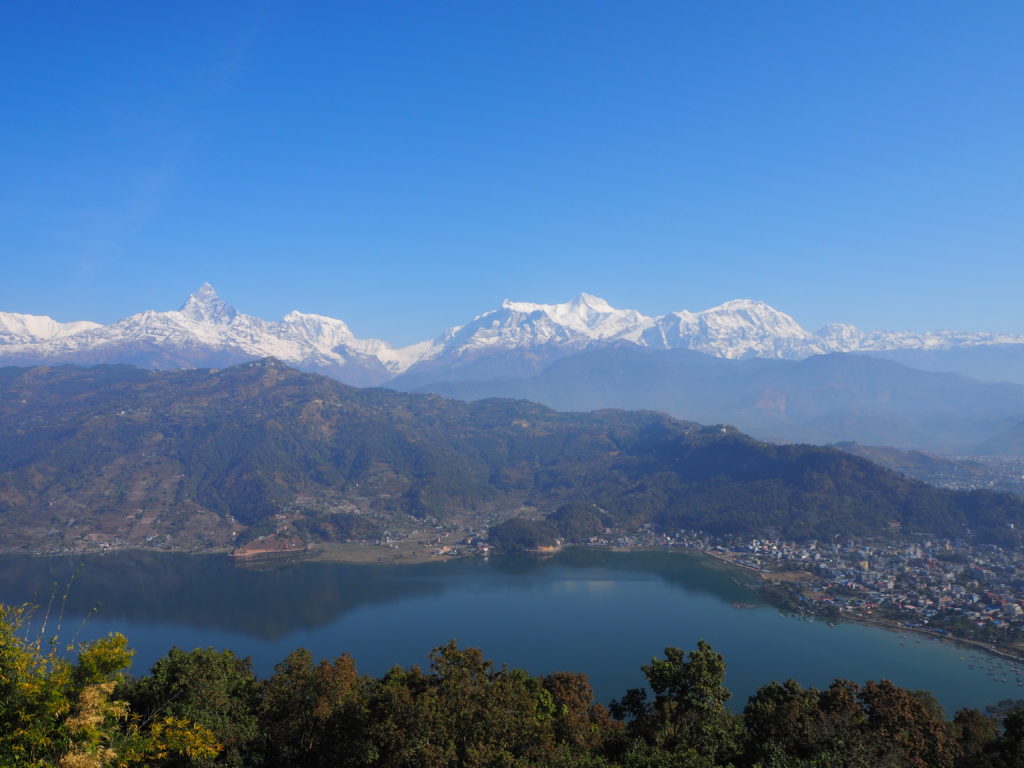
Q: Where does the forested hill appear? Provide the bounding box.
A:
[1,360,1022,552]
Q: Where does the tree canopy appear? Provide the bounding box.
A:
[4,602,1024,767]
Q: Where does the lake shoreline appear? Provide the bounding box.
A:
[698,548,1024,666]
[8,540,1024,667]
[1,546,1016,714]
[6,540,463,565]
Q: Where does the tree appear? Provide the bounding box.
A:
[742,679,823,764]
[988,704,1024,768]
[0,603,218,768]
[543,671,617,755]
[258,648,368,768]
[952,708,998,768]
[121,647,258,767]
[612,642,741,766]
[859,680,956,768]
[423,641,557,766]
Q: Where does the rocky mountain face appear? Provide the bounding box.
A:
[4,284,1024,387]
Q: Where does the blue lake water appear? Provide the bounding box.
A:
[0,548,1019,714]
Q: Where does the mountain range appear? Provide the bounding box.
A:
[7,285,1024,454]
[4,284,1024,388]
[2,360,1022,554]
[419,346,1024,454]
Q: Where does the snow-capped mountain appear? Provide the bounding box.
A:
[3,283,1024,386]
[389,293,655,384]
[0,312,99,344]
[644,299,817,359]
[477,293,653,347]
[0,284,403,386]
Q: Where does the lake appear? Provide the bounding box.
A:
[0,548,1019,714]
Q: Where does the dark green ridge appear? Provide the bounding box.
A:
[1,359,1023,551]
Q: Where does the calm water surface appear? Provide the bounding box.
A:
[0,548,1018,713]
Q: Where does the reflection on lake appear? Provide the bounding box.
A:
[0,548,1017,713]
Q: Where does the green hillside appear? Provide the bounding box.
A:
[1,360,1022,553]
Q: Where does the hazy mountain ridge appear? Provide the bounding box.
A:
[976,420,1024,456]
[4,284,1024,387]
[832,442,1024,498]
[417,346,1024,454]
[2,360,1023,553]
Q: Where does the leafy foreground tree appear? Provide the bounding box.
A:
[7,600,1024,768]
[118,648,260,768]
[0,604,219,767]
[609,641,742,767]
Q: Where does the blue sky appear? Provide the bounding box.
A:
[3,1,1023,344]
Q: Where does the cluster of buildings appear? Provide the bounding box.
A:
[567,525,1024,656]
[707,534,1024,653]
[920,455,1024,497]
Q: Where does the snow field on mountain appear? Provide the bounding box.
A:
[3,283,1023,385]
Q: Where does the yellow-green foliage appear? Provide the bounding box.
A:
[0,604,219,767]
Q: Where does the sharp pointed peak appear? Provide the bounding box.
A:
[184,282,219,301]
[179,283,237,324]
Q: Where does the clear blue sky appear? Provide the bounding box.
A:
[3,1,1023,345]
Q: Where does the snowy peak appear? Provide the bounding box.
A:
[698,299,808,334]
[179,283,238,325]
[383,292,659,382]
[699,299,811,340]
[490,293,652,342]
[569,292,611,311]
[5,285,1024,387]
[280,310,356,348]
[646,298,813,359]
[711,298,770,311]
[0,312,99,342]
[501,291,614,315]
[815,323,867,350]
